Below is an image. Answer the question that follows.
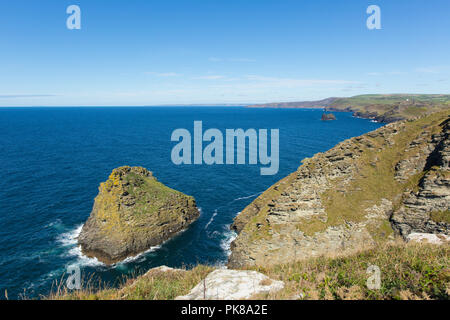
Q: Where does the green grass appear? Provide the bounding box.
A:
[234,111,449,241]
[248,242,449,300]
[329,94,450,120]
[121,170,195,219]
[333,94,450,108]
[298,111,447,236]
[249,94,450,122]
[430,210,450,224]
[45,243,449,300]
[46,265,214,300]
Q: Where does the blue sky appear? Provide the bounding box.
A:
[0,0,449,106]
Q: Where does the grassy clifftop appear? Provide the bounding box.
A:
[78,166,199,264]
[248,94,450,122]
[228,110,449,268]
[46,110,449,300]
[48,243,449,300]
[329,94,450,122]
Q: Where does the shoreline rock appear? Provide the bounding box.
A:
[78,166,199,264]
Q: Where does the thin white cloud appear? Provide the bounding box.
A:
[367,71,406,76]
[193,75,226,80]
[0,94,57,99]
[415,66,447,74]
[145,72,182,77]
[229,58,256,62]
[388,71,406,75]
[244,75,359,87]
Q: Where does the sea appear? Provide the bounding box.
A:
[0,106,383,299]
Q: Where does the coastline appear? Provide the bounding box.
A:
[245,94,450,123]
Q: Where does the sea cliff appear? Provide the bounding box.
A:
[247,94,450,123]
[228,111,449,268]
[78,166,199,264]
[51,112,450,300]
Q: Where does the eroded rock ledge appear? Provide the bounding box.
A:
[228,111,449,268]
[78,166,199,264]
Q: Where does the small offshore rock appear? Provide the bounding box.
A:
[321,112,337,121]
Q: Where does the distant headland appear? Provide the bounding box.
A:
[247,94,450,123]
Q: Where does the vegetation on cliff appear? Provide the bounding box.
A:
[329,94,450,122]
[50,110,449,300]
[228,111,449,268]
[248,94,450,122]
[78,166,199,264]
[48,242,449,300]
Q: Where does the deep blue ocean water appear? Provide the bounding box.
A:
[0,107,382,299]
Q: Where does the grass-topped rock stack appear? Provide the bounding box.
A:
[78,166,199,264]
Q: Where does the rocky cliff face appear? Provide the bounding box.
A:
[78,166,199,264]
[247,94,450,123]
[391,117,450,236]
[228,111,449,268]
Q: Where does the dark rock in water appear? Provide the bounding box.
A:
[321,113,336,121]
[78,166,199,264]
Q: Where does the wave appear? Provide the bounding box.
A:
[57,224,104,268]
[204,209,218,230]
[232,192,262,202]
[58,224,161,268]
[117,245,161,265]
[66,245,105,268]
[58,222,193,268]
[57,224,83,247]
[45,218,66,232]
[219,223,237,258]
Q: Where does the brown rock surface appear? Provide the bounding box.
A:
[78,166,199,264]
[229,111,449,268]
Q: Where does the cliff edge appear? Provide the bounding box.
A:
[228,111,449,268]
[78,166,199,264]
[248,94,450,123]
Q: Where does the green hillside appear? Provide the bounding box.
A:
[248,94,450,122]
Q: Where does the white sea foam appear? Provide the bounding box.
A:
[219,223,237,257]
[233,192,262,201]
[205,209,218,230]
[117,245,161,265]
[58,224,104,268]
[57,224,83,247]
[58,224,162,267]
[67,245,104,268]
